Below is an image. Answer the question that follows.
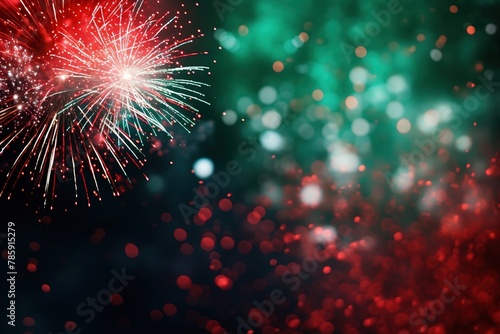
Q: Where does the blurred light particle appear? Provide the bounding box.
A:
[125,243,139,259]
[220,236,235,250]
[386,101,404,119]
[238,25,248,36]
[29,241,40,251]
[161,213,172,223]
[312,89,324,101]
[396,118,411,133]
[23,317,35,327]
[174,228,187,242]
[311,226,338,243]
[430,49,443,61]
[437,104,453,121]
[237,97,253,113]
[466,25,476,35]
[486,23,497,35]
[110,294,123,306]
[299,32,309,42]
[355,46,367,58]
[292,36,304,48]
[456,135,472,151]
[417,112,438,134]
[258,86,277,105]
[193,158,214,179]
[180,243,193,255]
[260,130,285,151]
[41,284,50,293]
[215,275,233,290]
[200,237,215,251]
[416,34,425,42]
[286,315,301,328]
[261,110,282,129]
[300,184,323,206]
[439,129,453,145]
[351,118,370,136]
[163,303,177,316]
[214,29,240,52]
[150,309,163,321]
[345,96,358,109]
[273,61,284,72]
[218,198,233,212]
[435,35,447,48]
[298,123,315,139]
[65,321,77,332]
[450,5,458,13]
[353,83,365,93]
[222,110,237,125]
[319,322,335,333]
[177,275,192,290]
[328,144,360,173]
[387,75,408,94]
[247,211,261,224]
[349,67,369,84]
[322,123,339,140]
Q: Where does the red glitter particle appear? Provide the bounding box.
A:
[110,294,123,306]
[238,240,252,254]
[65,321,77,331]
[220,236,235,250]
[174,228,187,242]
[466,25,476,35]
[94,228,105,238]
[253,206,266,217]
[319,321,335,333]
[210,259,222,271]
[286,315,301,328]
[23,317,35,327]
[41,284,50,293]
[247,211,261,224]
[206,320,220,331]
[219,198,233,211]
[124,243,139,258]
[199,207,213,221]
[201,237,216,252]
[177,275,192,289]
[150,309,163,321]
[211,325,226,334]
[215,275,233,290]
[29,242,40,251]
[161,212,172,223]
[180,243,194,255]
[323,266,331,274]
[163,303,177,316]
[394,232,403,241]
[27,263,37,272]
[259,240,273,254]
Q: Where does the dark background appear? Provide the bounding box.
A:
[2,0,500,333]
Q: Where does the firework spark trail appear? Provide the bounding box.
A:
[0,0,209,207]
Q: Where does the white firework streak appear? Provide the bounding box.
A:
[0,0,209,207]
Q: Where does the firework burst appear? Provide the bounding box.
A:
[0,0,209,207]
